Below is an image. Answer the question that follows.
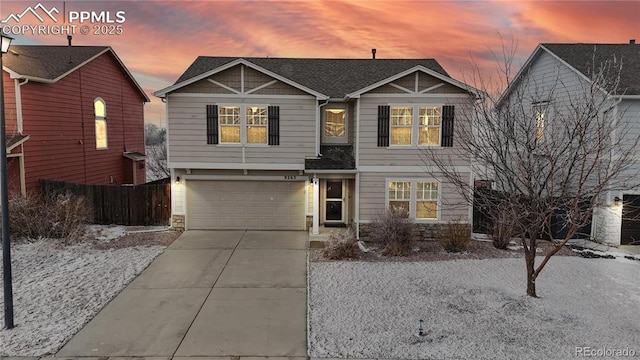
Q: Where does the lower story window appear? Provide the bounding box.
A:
[387,179,439,220]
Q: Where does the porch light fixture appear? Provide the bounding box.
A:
[614,196,622,206]
[175,176,181,185]
[1,31,15,329]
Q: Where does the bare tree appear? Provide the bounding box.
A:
[423,40,640,297]
[145,123,169,181]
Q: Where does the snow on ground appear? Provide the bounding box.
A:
[0,238,165,356]
[309,257,640,359]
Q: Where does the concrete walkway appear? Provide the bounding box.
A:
[56,230,308,359]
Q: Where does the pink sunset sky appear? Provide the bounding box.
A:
[1,0,639,126]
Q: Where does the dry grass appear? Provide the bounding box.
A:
[9,193,90,241]
[91,229,182,249]
[321,228,359,260]
[367,209,418,256]
[310,238,577,262]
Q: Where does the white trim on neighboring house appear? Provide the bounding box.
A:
[14,78,28,133]
[497,44,619,107]
[168,162,305,170]
[5,48,149,102]
[346,65,482,99]
[154,58,329,100]
[358,165,471,173]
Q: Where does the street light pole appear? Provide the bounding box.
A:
[1,32,14,330]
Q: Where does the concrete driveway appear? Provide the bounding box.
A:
[56,230,308,359]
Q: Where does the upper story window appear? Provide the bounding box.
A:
[206,104,280,146]
[532,103,548,142]
[246,106,268,144]
[323,106,347,144]
[219,106,241,143]
[94,98,107,150]
[390,105,442,146]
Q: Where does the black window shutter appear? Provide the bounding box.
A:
[206,105,219,144]
[268,106,280,145]
[378,105,390,147]
[441,105,455,147]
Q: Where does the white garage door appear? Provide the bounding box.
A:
[186,180,306,230]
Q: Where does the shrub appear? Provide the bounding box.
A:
[321,227,358,260]
[9,193,90,241]
[439,219,471,253]
[368,208,418,256]
[491,207,517,249]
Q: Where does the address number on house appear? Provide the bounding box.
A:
[284,176,297,180]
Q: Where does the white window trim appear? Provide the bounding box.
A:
[217,103,270,146]
[388,104,443,148]
[385,178,441,221]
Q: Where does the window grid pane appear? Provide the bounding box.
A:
[246,106,268,144]
[418,107,441,146]
[219,106,240,125]
[246,107,267,125]
[389,181,411,200]
[247,126,267,144]
[416,181,438,219]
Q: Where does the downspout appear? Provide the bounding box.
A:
[354,97,361,240]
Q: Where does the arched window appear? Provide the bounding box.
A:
[94,98,107,149]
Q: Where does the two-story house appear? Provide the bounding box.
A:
[154,54,479,237]
[2,44,148,196]
[498,41,640,245]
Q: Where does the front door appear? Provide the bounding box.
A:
[325,180,344,224]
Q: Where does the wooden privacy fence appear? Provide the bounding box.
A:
[472,188,591,240]
[40,178,171,226]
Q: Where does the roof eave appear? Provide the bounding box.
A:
[154,58,329,100]
[346,65,481,98]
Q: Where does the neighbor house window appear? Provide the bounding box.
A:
[390,105,442,146]
[532,103,549,142]
[246,106,268,144]
[387,179,439,220]
[219,106,241,143]
[324,108,346,138]
[94,98,107,149]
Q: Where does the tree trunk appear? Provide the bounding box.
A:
[525,250,537,297]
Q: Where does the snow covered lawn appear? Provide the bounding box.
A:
[309,256,640,359]
[0,226,173,356]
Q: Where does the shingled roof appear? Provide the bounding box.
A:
[173,57,451,98]
[542,43,640,95]
[2,45,149,101]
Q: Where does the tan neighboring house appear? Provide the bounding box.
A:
[154,55,479,237]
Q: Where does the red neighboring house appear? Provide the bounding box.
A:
[2,45,149,197]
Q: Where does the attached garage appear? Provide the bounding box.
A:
[621,195,640,245]
[186,180,306,230]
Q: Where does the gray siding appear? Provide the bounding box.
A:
[357,95,473,167]
[167,95,317,165]
[358,172,470,222]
